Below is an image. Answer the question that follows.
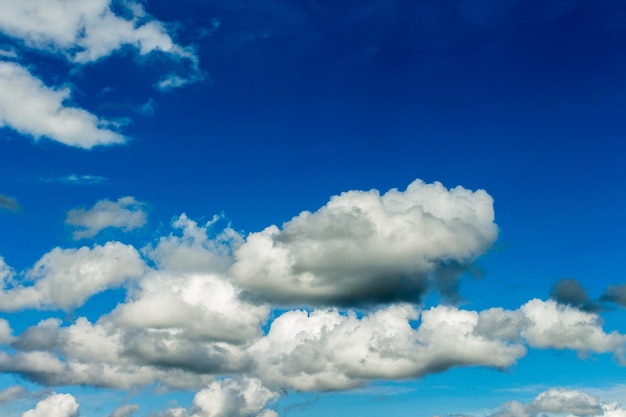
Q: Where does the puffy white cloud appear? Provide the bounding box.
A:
[0,61,125,148]
[249,304,525,391]
[0,242,145,311]
[66,196,147,239]
[0,193,19,211]
[166,377,278,417]
[0,0,183,63]
[109,270,269,343]
[231,179,498,305]
[22,393,79,417]
[520,299,625,356]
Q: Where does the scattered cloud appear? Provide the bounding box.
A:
[110,404,140,417]
[0,242,145,311]
[231,180,498,306]
[601,285,626,308]
[549,278,601,312]
[22,392,79,417]
[483,388,626,417]
[0,61,125,148]
[0,0,180,64]
[0,192,19,211]
[66,196,148,239]
[0,384,29,403]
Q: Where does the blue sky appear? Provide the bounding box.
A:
[1,1,626,416]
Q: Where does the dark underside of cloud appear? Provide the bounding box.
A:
[549,278,601,313]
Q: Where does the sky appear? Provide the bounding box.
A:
[0,0,626,416]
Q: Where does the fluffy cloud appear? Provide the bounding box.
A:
[0,61,125,148]
[189,377,278,417]
[249,304,525,391]
[66,196,148,239]
[485,388,626,417]
[232,180,498,306]
[520,299,625,356]
[0,242,145,311]
[0,0,183,63]
[0,193,19,211]
[22,393,79,417]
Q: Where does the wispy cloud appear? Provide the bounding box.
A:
[0,193,19,211]
[66,197,148,239]
[42,175,110,185]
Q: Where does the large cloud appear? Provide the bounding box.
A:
[0,242,145,311]
[0,61,125,148]
[0,0,184,63]
[231,180,498,306]
[66,196,147,239]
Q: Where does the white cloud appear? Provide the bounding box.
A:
[0,242,145,311]
[249,304,526,391]
[165,377,278,417]
[520,299,625,356]
[485,388,626,417]
[43,174,110,185]
[22,393,79,417]
[145,214,242,273]
[231,179,498,305]
[0,61,125,148]
[66,196,148,239]
[0,0,180,63]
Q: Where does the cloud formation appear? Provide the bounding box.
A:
[549,278,600,312]
[485,388,625,417]
[0,242,145,311]
[0,61,125,148]
[22,393,79,417]
[66,196,148,239]
[232,180,498,306]
[0,0,184,63]
[602,285,626,308]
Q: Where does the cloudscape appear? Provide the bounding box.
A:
[1,1,625,416]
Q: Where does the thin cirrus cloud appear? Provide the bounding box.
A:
[65,196,148,239]
[231,179,498,306]
[0,61,125,149]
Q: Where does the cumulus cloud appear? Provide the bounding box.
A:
[231,180,498,306]
[66,196,148,239]
[249,304,526,391]
[549,278,600,312]
[484,388,625,417]
[520,299,625,356]
[0,242,145,311]
[145,214,242,273]
[0,61,125,148]
[0,193,19,211]
[22,393,79,417]
[165,377,278,417]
